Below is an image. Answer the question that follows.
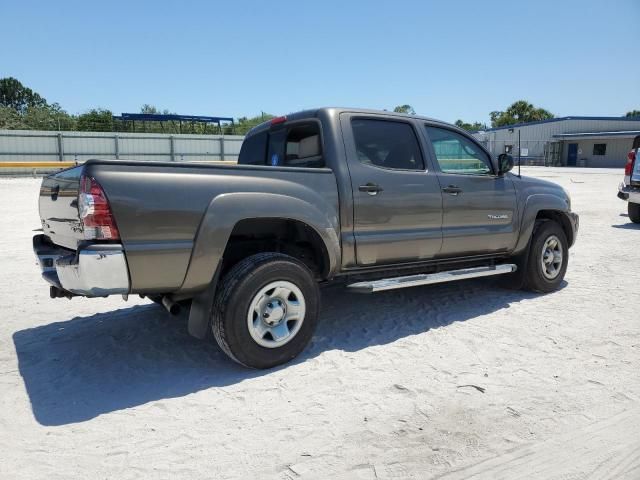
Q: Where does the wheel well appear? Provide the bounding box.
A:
[535,210,573,245]
[221,218,330,280]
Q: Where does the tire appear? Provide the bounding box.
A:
[211,252,320,369]
[629,202,640,224]
[522,221,569,293]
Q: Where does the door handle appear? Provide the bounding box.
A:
[442,185,462,195]
[359,183,383,195]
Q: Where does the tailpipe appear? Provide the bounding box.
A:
[161,296,181,315]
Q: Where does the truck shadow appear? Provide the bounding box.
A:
[13,279,558,426]
[611,223,640,229]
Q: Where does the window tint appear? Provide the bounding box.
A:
[424,126,492,175]
[238,131,268,165]
[351,119,424,170]
[593,143,606,155]
[239,122,324,168]
[284,123,324,167]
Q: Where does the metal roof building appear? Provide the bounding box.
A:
[473,117,640,168]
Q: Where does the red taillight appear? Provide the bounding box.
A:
[79,175,120,240]
[270,116,287,126]
[625,150,636,176]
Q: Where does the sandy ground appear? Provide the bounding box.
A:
[0,168,639,479]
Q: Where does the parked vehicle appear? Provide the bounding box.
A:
[617,135,640,223]
[33,108,579,368]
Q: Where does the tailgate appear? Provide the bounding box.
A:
[39,166,84,250]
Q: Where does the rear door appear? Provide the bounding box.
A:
[340,114,443,265]
[39,166,83,250]
[422,124,518,256]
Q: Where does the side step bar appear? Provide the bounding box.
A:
[347,264,517,293]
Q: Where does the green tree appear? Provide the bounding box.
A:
[23,103,75,130]
[0,105,26,129]
[490,100,554,127]
[625,110,640,118]
[454,119,487,132]
[393,104,416,115]
[76,108,113,132]
[0,77,48,113]
[233,112,275,135]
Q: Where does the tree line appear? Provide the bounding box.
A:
[1,77,638,135]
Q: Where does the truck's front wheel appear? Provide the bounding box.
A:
[523,221,569,293]
[211,253,320,369]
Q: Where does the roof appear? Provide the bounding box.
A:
[553,130,640,140]
[246,107,451,136]
[481,116,640,132]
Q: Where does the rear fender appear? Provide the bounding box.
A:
[183,192,340,339]
[181,192,340,293]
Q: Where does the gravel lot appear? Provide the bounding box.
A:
[1,168,639,479]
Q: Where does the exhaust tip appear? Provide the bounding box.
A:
[161,296,181,316]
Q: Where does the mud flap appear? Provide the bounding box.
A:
[187,265,221,339]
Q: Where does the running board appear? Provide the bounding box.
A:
[347,264,517,293]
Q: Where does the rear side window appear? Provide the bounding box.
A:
[351,119,424,170]
[238,122,324,168]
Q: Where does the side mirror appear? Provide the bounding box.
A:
[497,154,514,175]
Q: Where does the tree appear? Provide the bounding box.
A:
[393,104,415,115]
[0,77,48,113]
[625,110,640,118]
[454,119,487,132]
[490,100,554,127]
[76,108,113,132]
[0,105,26,129]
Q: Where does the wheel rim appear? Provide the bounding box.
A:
[247,280,306,348]
[540,234,563,280]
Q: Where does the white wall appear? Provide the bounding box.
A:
[0,130,245,165]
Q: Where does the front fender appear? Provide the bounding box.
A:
[514,193,571,253]
[179,192,340,293]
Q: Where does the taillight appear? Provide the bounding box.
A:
[625,150,636,176]
[78,175,120,240]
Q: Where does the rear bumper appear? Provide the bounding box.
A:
[618,183,640,203]
[33,234,130,296]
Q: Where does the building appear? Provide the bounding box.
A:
[473,117,640,168]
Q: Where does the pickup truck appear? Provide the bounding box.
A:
[618,135,640,223]
[34,107,578,369]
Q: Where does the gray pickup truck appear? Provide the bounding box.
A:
[34,107,578,368]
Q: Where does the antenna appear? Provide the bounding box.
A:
[518,129,522,177]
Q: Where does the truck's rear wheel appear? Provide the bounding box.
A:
[211,253,320,369]
[629,202,640,223]
[522,221,568,293]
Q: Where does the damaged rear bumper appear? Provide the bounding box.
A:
[33,234,130,296]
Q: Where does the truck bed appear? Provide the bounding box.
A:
[38,160,340,294]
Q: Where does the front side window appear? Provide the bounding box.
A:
[425,126,492,175]
[351,119,424,170]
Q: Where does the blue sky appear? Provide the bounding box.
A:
[2,0,639,124]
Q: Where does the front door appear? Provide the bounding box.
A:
[567,143,578,166]
[423,125,518,256]
[340,114,443,265]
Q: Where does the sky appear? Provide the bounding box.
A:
[2,0,639,124]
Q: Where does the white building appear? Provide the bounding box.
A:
[473,117,640,168]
